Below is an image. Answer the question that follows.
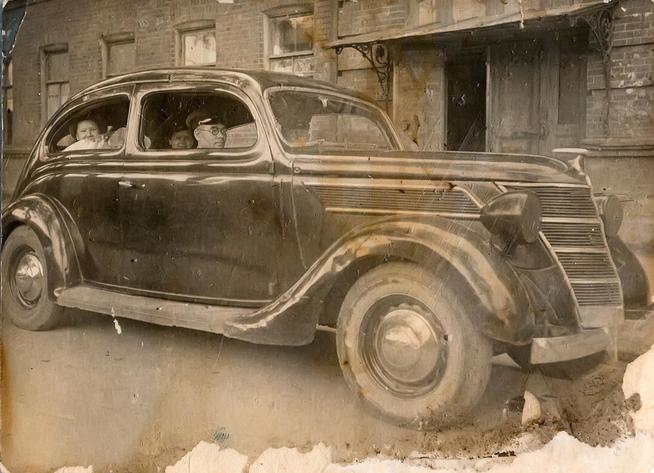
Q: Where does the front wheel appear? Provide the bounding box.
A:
[1,226,63,330]
[336,262,492,429]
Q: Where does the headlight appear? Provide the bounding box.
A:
[481,191,542,248]
[594,194,623,237]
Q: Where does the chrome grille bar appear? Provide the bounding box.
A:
[503,183,623,308]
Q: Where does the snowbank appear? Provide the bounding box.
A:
[53,467,92,473]
[622,344,654,434]
[165,441,248,473]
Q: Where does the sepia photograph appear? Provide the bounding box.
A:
[1,0,653,471]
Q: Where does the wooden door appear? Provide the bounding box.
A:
[487,41,557,155]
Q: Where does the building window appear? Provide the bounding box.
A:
[41,44,70,123]
[3,59,13,145]
[102,33,136,78]
[265,8,314,76]
[176,21,216,67]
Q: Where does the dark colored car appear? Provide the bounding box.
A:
[2,68,652,428]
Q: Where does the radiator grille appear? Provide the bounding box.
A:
[505,186,597,218]
[505,184,622,306]
[311,185,480,215]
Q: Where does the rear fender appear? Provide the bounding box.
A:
[2,194,82,295]
[225,215,535,345]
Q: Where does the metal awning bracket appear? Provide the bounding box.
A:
[336,42,392,110]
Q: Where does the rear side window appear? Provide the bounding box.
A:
[47,96,130,155]
[139,91,257,151]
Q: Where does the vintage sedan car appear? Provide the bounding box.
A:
[2,69,652,428]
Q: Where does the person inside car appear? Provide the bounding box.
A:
[186,109,227,149]
[168,124,197,149]
[63,115,125,151]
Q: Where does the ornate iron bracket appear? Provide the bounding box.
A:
[578,7,615,134]
[335,43,392,111]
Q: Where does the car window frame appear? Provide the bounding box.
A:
[42,92,132,161]
[263,86,402,154]
[132,83,265,162]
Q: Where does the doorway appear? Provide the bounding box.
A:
[446,51,486,152]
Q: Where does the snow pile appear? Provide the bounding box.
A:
[622,343,654,435]
[250,444,331,473]
[53,467,92,473]
[165,441,248,473]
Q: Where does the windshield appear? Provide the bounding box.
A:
[267,89,398,151]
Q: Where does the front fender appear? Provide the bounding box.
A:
[226,215,535,345]
[2,194,82,295]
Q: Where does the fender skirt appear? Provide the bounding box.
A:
[2,194,82,295]
[225,215,536,346]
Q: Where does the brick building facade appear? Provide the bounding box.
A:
[2,0,653,263]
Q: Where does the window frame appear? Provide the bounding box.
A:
[101,32,136,79]
[263,86,401,154]
[133,84,264,162]
[43,92,132,161]
[263,5,315,77]
[40,43,70,126]
[175,20,217,67]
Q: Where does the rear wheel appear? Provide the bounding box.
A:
[1,226,63,330]
[336,262,492,429]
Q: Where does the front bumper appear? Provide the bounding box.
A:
[530,328,611,364]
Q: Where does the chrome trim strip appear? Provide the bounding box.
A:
[551,247,610,254]
[496,181,588,189]
[542,217,601,224]
[324,207,480,219]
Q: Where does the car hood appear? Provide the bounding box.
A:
[292,149,586,185]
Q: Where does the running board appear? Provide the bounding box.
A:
[56,285,257,335]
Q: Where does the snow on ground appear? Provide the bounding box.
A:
[623,344,654,435]
[51,346,654,473]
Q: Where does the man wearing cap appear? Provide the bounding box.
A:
[186,108,227,149]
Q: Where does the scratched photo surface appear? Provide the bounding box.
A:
[1,0,653,471]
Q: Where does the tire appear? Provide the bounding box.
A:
[336,262,493,430]
[1,226,63,330]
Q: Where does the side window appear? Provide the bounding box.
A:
[47,96,130,155]
[139,91,257,152]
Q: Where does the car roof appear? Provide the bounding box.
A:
[71,68,371,102]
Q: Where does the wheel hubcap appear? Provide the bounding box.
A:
[13,251,45,306]
[362,298,448,397]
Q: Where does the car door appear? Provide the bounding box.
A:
[24,88,132,286]
[119,83,282,305]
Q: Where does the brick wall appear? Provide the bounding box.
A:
[337,0,405,37]
[586,0,654,139]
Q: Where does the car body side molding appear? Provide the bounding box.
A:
[225,215,536,346]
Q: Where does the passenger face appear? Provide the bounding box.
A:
[194,123,227,149]
[76,120,100,140]
[169,129,195,149]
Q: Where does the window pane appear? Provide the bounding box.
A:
[48,97,130,153]
[47,52,69,82]
[108,41,136,76]
[60,82,70,105]
[269,57,294,74]
[271,15,313,55]
[47,83,61,119]
[293,55,314,76]
[139,92,256,151]
[183,30,216,66]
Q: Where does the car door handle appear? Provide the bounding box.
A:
[118,180,145,189]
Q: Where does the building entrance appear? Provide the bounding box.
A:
[446,51,486,152]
